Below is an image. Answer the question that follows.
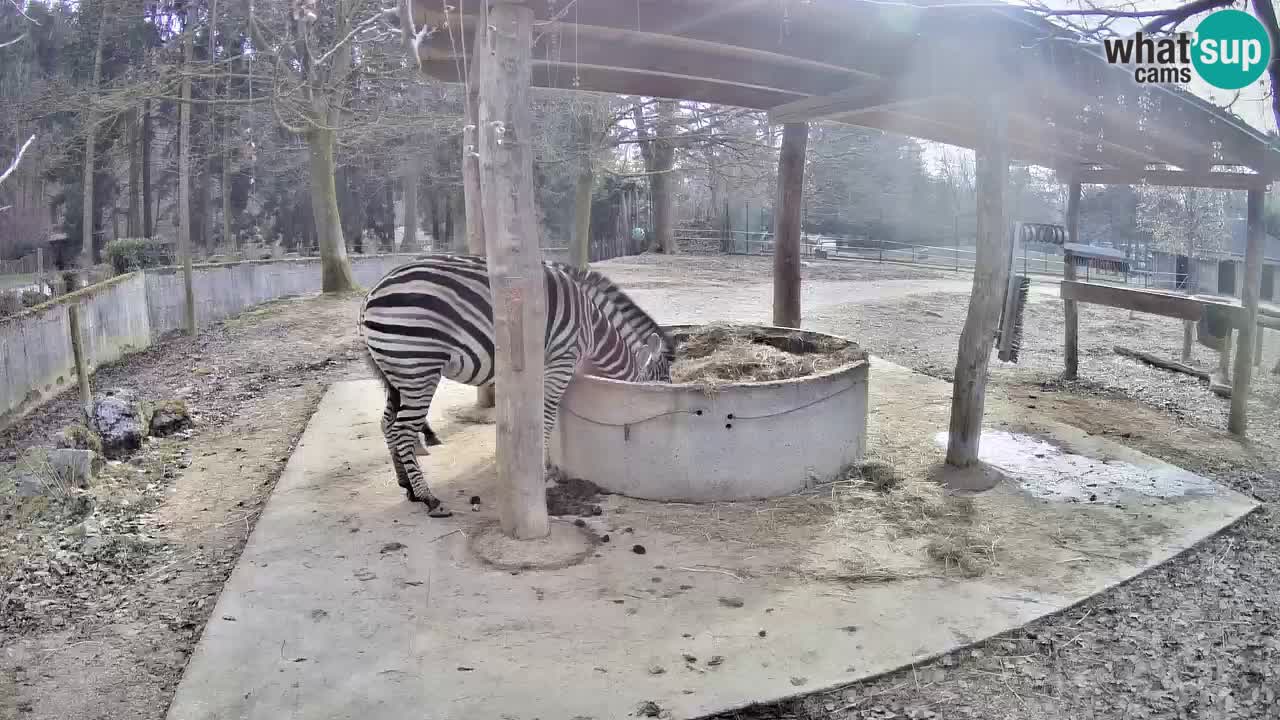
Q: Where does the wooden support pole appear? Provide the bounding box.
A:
[772,122,808,328]
[946,97,1009,468]
[66,275,93,419]
[476,2,549,540]
[1229,188,1266,436]
[463,33,496,409]
[1182,320,1193,362]
[1255,326,1264,367]
[1062,181,1081,380]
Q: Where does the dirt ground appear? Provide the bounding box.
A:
[2,254,1278,720]
[1,293,370,720]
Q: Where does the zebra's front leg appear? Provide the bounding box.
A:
[541,354,579,470]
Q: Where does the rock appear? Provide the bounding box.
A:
[54,423,104,454]
[47,449,103,489]
[13,473,44,497]
[91,390,148,459]
[149,399,193,437]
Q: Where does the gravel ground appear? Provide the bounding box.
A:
[3,254,1277,720]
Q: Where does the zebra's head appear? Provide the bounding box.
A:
[636,331,675,383]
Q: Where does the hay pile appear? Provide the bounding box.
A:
[670,323,865,385]
[814,461,1000,582]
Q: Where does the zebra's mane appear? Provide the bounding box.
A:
[557,263,673,354]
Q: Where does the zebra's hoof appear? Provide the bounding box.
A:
[426,502,453,518]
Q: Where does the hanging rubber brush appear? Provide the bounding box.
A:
[998,275,1031,363]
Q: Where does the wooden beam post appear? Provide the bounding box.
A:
[1229,188,1266,436]
[476,1,549,539]
[1182,320,1193,362]
[1062,181,1081,380]
[463,31,496,409]
[772,122,808,328]
[65,277,92,419]
[946,97,1010,468]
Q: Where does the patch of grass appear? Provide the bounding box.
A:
[57,422,104,454]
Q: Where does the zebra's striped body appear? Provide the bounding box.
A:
[360,254,674,516]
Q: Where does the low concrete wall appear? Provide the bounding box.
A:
[1,252,573,427]
[1,273,151,425]
[145,255,416,334]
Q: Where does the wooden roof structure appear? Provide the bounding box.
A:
[399,0,1274,538]
[413,0,1280,187]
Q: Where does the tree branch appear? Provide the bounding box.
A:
[8,0,39,25]
[1140,0,1234,33]
[0,134,36,188]
[1252,0,1280,133]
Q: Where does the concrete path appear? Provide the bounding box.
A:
[165,360,1256,720]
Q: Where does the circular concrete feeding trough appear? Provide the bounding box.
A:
[550,324,870,502]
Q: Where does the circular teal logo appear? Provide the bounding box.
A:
[1192,9,1272,90]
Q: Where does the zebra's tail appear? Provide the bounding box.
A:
[364,347,390,394]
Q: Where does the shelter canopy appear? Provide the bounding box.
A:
[412,0,1279,183]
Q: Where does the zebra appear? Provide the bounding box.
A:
[360,254,674,517]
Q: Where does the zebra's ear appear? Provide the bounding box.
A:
[645,332,663,358]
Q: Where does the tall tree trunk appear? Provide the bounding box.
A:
[384,182,395,251]
[127,109,141,237]
[430,191,441,247]
[463,68,493,408]
[307,129,356,292]
[444,192,455,250]
[570,112,594,269]
[142,100,153,237]
[178,2,197,334]
[403,161,419,251]
[450,192,464,250]
[462,80,486,256]
[213,0,232,249]
[633,100,676,254]
[222,150,232,247]
[654,101,677,254]
[80,9,107,268]
[650,148,674,253]
[196,156,211,250]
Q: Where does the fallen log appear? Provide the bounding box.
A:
[1113,346,1210,381]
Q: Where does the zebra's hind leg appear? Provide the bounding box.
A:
[386,371,452,517]
[381,384,416,498]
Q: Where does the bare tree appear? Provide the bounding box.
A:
[249,0,390,291]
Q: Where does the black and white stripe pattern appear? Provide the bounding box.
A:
[360,254,674,516]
